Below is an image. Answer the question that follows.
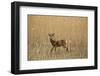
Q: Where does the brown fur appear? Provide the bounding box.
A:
[48,33,68,53]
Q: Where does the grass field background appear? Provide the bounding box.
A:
[28,15,88,61]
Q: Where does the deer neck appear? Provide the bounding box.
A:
[50,38,56,45]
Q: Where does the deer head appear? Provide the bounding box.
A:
[48,33,55,39]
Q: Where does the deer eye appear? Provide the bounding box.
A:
[52,33,54,36]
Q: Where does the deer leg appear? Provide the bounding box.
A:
[63,45,68,52]
[66,47,68,52]
[51,47,54,53]
[68,44,71,52]
[55,47,56,51]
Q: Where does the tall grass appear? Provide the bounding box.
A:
[28,15,88,61]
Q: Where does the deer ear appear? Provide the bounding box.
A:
[52,33,55,36]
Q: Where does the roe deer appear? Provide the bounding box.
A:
[48,33,70,53]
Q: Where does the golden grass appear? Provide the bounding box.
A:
[28,15,88,61]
